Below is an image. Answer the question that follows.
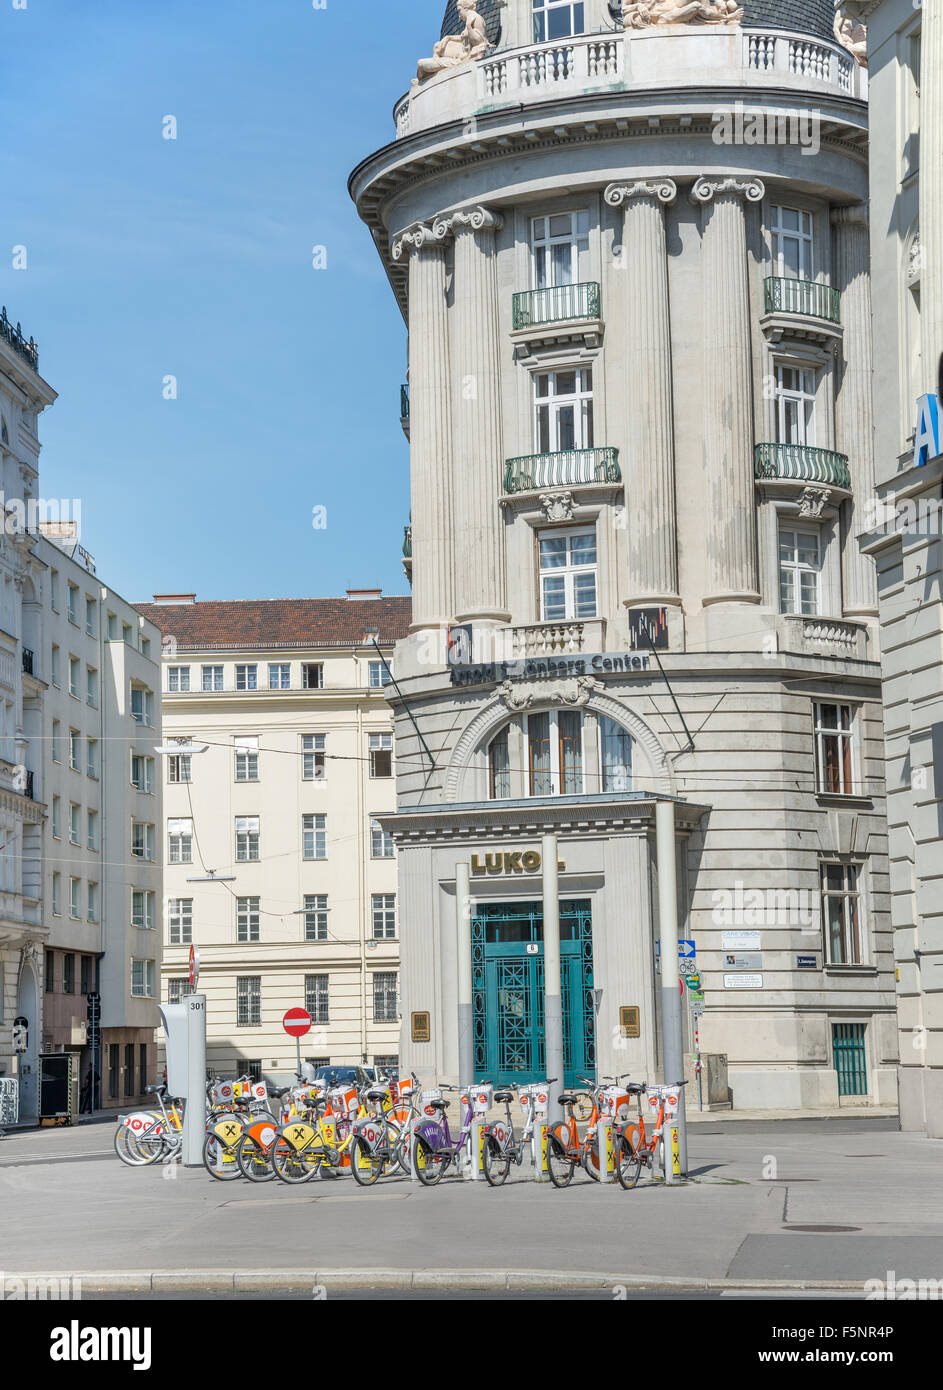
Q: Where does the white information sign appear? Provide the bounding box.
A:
[722,931,761,950]
[724,974,763,989]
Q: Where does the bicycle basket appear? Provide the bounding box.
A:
[599,1086,631,1122]
[419,1088,443,1116]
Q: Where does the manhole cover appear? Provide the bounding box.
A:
[783,1224,861,1233]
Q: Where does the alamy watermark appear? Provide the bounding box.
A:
[0,493,82,541]
[1,1271,82,1300]
[712,881,816,929]
[712,102,821,156]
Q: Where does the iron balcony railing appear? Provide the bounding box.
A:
[512,281,601,331]
[504,446,621,494]
[0,307,39,372]
[764,277,841,325]
[754,442,851,489]
[21,648,33,675]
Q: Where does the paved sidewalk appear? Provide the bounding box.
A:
[0,1115,939,1292]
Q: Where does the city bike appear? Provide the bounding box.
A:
[545,1075,637,1187]
[411,1085,475,1186]
[349,1075,420,1186]
[615,1080,688,1190]
[481,1079,556,1187]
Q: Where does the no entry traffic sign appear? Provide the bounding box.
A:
[282,1008,312,1038]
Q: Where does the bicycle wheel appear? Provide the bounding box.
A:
[114,1124,148,1167]
[350,1136,384,1187]
[237,1133,276,1182]
[203,1132,242,1181]
[132,1124,169,1166]
[546,1134,576,1188]
[271,1134,322,1184]
[616,1135,644,1190]
[574,1092,594,1123]
[483,1137,511,1187]
[412,1135,447,1186]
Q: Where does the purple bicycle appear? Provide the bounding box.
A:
[411,1084,475,1186]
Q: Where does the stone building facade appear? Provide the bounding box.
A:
[351,0,897,1107]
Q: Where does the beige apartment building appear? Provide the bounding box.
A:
[135,592,410,1085]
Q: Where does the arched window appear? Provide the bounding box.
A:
[487,709,634,799]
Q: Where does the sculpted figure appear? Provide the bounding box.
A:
[623,0,743,25]
[834,8,868,66]
[415,0,489,84]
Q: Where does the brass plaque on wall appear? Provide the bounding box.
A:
[411,1011,431,1044]
[619,1006,641,1039]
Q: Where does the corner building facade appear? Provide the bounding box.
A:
[352,0,897,1108]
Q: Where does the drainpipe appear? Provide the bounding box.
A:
[542,833,564,1127]
[655,799,687,1175]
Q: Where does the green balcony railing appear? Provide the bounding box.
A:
[754,442,851,489]
[403,524,412,559]
[512,282,601,331]
[400,384,409,421]
[504,446,621,494]
[764,277,841,325]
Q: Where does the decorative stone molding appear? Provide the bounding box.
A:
[498,675,604,712]
[690,176,765,205]
[21,940,40,968]
[432,206,504,242]
[538,491,575,522]
[834,6,868,67]
[905,228,923,288]
[604,179,678,208]
[623,0,743,26]
[798,486,832,520]
[415,0,490,86]
[390,221,437,262]
[830,204,869,231]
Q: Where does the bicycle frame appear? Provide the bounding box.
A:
[485,1091,536,1166]
[414,1091,474,1168]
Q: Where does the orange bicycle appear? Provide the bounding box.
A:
[546,1074,636,1187]
[615,1080,688,1190]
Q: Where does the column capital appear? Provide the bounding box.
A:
[831,202,869,230]
[604,178,678,208]
[689,176,765,206]
[390,221,438,262]
[431,205,504,242]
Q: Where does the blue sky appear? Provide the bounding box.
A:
[0,0,445,604]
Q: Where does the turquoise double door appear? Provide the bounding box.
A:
[471,899,595,1090]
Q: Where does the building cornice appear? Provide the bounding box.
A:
[378,793,710,844]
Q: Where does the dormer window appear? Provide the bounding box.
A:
[533,0,585,42]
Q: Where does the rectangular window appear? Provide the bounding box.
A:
[372,893,397,940]
[130,686,153,725]
[52,795,61,839]
[87,738,98,778]
[770,204,815,280]
[107,613,117,640]
[234,736,259,782]
[52,720,60,763]
[168,818,193,864]
[531,208,589,289]
[140,1043,148,1095]
[600,715,632,793]
[85,596,96,637]
[369,733,393,779]
[268,662,290,689]
[86,667,98,707]
[168,898,193,946]
[51,645,59,687]
[821,861,865,965]
[168,753,192,784]
[52,873,61,915]
[81,955,91,995]
[236,816,260,862]
[775,364,816,446]
[302,663,324,690]
[538,526,597,621]
[131,822,155,861]
[202,665,223,692]
[532,0,586,45]
[235,664,258,691]
[368,659,393,689]
[168,978,195,1004]
[69,878,81,920]
[527,708,583,796]
[302,734,326,781]
[131,959,156,998]
[69,802,80,845]
[132,890,155,930]
[70,729,81,772]
[237,896,260,943]
[779,527,822,616]
[370,817,394,859]
[45,951,55,992]
[87,882,98,923]
[302,813,327,861]
[131,754,154,794]
[50,570,59,611]
[87,809,98,851]
[373,972,398,1023]
[236,976,261,1026]
[124,1043,134,1097]
[814,703,855,795]
[305,974,330,1026]
[69,657,79,698]
[67,583,78,625]
[63,952,75,993]
[168,666,191,692]
[489,727,511,799]
[108,1043,119,1099]
[535,367,594,454]
[304,894,329,942]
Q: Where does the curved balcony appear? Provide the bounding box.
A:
[504,447,620,495]
[0,307,38,373]
[512,282,601,332]
[402,524,412,560]
[764,277,840,325]
[754,443,851,490]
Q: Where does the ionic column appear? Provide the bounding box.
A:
[832,204,878,616]
[605,179,680,605]
[690,177,765,605]
[392,222,455,629]
[432,206,509,625]
[922,0,943,381]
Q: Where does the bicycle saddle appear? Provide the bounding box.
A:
[365,1088,388,1102]
[494,1091,514,1102]
[145,1084,166,1095]
[627,1084,646,1094]
[426,1099,449,1111]
[558,1093,579,1106]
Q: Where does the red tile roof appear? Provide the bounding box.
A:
[134,597,412,651]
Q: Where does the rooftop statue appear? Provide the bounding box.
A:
[622,0,743,25]
[834,7,868,66]
[415,0,490,85]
